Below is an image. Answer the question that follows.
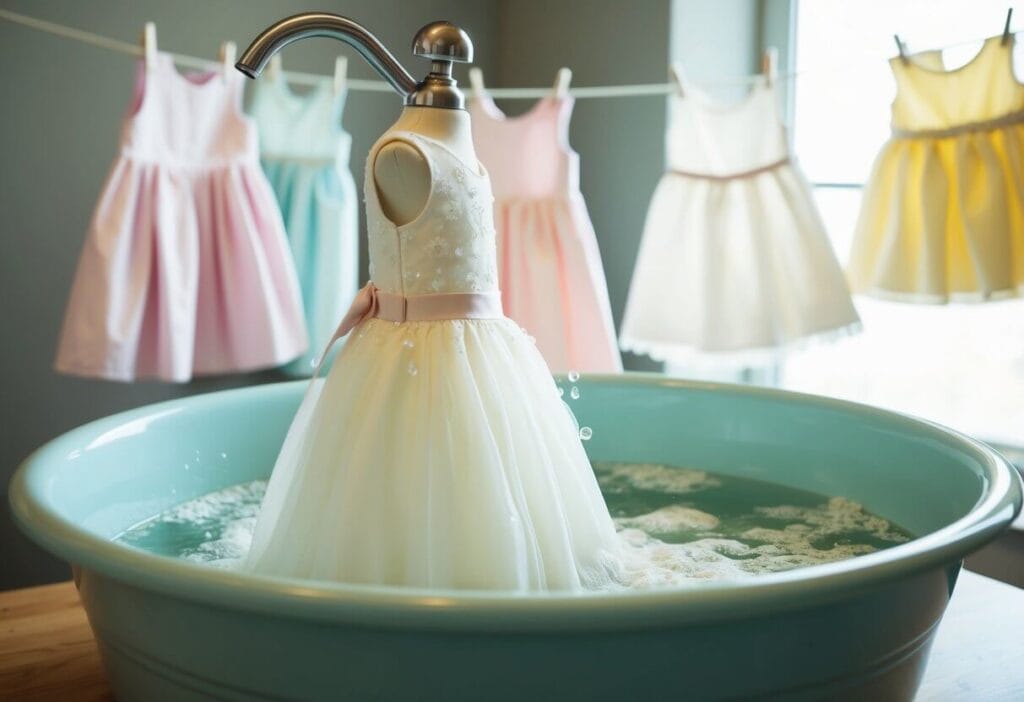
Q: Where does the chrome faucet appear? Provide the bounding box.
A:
[236,12,474,109]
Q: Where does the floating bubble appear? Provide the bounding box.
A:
[579,426,593,441]
[567,371,580,382]
[570,386,580,400]
[407,362,418,376]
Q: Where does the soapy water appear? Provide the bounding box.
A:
[116,462,911,586]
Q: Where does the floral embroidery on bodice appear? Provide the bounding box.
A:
[365,131,499,296]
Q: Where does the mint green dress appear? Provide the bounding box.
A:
[251,73,358,376]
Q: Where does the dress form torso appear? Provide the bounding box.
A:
[374,106,477,225]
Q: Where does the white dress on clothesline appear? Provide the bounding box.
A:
[620,73,860,362]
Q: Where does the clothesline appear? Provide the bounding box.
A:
[1,7,1019,99]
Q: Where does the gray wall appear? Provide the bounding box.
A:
[0,0,767,588]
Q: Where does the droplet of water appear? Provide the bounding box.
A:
[570,386,580,400]
[402,339,415,349]
[558,387,565,397]
[407,361,418,376]
[579,426,593,441]
[568,371,580,382]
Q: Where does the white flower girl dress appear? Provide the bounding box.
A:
[245,130,621,591]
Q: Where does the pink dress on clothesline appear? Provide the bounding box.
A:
[55,53,307,382]
[469,92,622,373]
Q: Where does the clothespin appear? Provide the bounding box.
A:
[1002,7,1014,45]
[468,66,486,99]
[267,54,282,80]
[893,34,909,64]
[334,55,347,94]
[668,62,687,96]
[553,67,572,98]
[761,46,779,86]
[219,41,236,75]
[141,22,157,70]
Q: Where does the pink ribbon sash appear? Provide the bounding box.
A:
[313,283,503,372]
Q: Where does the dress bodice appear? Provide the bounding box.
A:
[250,72,351,165]
[666,78,788,175]
[468,95,579,199]
[891,36,1024,133]
[364,132,499,296]
[124,53,256,167]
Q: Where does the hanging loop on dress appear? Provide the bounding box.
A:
[553,67,572,98]
[468,66,486,100]
[141,22,157,70]
[334,55,347,94]
[219,41,237,79]
[1002,8,1015,46]
[668,62,687,96]
[761,47,778,86]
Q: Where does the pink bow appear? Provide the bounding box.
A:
[312,283,378,372]
[338,282,380,337]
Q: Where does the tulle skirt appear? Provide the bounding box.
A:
[620,167,860,361]
[495,194,622,374]
[847,126,1024,303]
[262,158,359,376]
[55,158,308,382]
[245,316,622,591]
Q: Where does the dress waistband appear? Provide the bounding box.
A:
[313,283,504,371]
[892,110,1024,139]
[669,156,791,181]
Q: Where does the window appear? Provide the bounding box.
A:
[782,0,1024,444]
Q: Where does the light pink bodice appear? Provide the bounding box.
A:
[468,96,580,199]
[122,54,257,167]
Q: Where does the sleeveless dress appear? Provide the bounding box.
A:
[468,91,622,373]
[620,74,859,361]
[55,53,307,382]
[245,131,621,592]
[848,35,1024,303]
[250,71,359,376]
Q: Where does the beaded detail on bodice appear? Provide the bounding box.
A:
[365,131,499,296]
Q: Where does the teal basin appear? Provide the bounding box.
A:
[9,375,1021,701]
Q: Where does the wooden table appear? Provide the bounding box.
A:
[1,571,1022,701]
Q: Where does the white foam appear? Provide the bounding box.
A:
[596,462,721,494]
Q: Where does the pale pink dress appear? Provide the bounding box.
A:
[55,54,307,382]
[469,91,622,373]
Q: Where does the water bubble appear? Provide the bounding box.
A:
[567,371,580,382]
[407,361,418,376]
[402,339,415,349]
[558,387,565,397]
[570,386,580,400]
[579,426,593,441]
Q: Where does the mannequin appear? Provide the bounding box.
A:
[373,105,477,225]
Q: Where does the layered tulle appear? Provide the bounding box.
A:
[55,158,307,381]
[620,168,860,360]
[495,194,622,373]
[262,158,358,375]
[847,124,1024,303]
[246,317,622,591]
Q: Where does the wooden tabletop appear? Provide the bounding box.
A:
[1,571,1021,701]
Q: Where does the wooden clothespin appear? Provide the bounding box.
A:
[219,41,237,77]
[334,55,347,95]
[553,67,572,98]
[468,66,486,99]
[141,22,157,70]
[761,46,779,86]
[267,54,282,80]
[893,34,909,64]
[1002,7,1014,45]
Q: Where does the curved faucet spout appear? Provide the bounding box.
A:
[236,12,417,97]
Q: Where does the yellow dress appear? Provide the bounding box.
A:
[848,36,1024,303]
